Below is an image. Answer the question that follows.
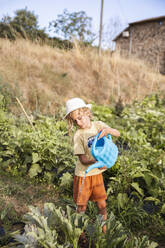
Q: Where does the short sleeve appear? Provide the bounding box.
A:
[96,121,109,130]
[73,131,85,155]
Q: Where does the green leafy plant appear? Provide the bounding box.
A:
[124,235,158,248]
[0,93,165,247]
[14,203,88,248]
[51,204,88,248]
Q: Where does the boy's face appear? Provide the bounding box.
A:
[71,111,91,129]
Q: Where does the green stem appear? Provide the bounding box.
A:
[89,238,92,248]
[72,238,78,248]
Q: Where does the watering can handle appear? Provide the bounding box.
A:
[91,131,112,158]
[107,134,112,142]
[91,131,101,152]
[97,131,112,142]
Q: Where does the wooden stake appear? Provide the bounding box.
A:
[16,97,34,129]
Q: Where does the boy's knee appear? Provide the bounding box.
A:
[98,207,107,216]
[97,200,106,209]
[97,200,107,216]
[77,205,86,213]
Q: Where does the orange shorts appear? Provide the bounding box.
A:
[73,174,107,206]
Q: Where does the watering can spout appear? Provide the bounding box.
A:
[85,161,105,174]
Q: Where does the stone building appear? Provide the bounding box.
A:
[113,16,165,74]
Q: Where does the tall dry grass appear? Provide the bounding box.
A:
[0,38,164,114]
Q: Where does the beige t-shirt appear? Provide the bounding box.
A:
[73,121,109,177]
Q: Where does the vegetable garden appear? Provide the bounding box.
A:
[0,93,165,248]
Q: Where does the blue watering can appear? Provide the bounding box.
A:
[85,132,118,174]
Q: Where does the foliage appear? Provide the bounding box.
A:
[15,206,60,248]
[87,212,127,248]
[49,9,95,44]
[14,204,158,248]
[0,107,75,184]
[0,78,21,111]
[92,94,165,242]
[0,8,48,41]
[123,235,158,248]
[14,203,88,248]
[47,37,73,49]
[12,8,39,36]
[0,93,165,246]
[0,8,74,49]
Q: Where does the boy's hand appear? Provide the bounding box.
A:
[98,128,108,139]
[98,127,120,139]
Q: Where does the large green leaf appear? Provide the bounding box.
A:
[117,193,128,209]
[131,182,144,196]
[29,163,42,178]
[161,204,165,214]
[32,152,40,163]
[60,172,73,187]
[144,197,160,204]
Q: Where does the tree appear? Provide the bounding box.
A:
[0,8,48,41]
[49,9,96,44]
[12,8,39,31]
[11,8,48,40]
[0,15,17,40]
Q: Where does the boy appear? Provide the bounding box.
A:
[65,97,120,232]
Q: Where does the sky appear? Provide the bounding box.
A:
[0,0,165,46]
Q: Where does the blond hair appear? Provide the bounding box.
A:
[66,107,92,136]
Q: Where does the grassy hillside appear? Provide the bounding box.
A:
[0,39,165,115]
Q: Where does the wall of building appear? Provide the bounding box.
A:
[115,19,165,73]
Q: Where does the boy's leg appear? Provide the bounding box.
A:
[73,176,92,207]
[89,174,107,233]
[76,205,88,246]
[96,200,107,233]
[77,205,87,213]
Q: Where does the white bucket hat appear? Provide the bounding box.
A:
[64,98,91,118]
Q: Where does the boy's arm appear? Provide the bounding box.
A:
[98,127,120,139]
[78,154,106,170]
[78,154,96,166]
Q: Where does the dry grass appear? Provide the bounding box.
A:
[0,171,58,218]
[0,38,165,114]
